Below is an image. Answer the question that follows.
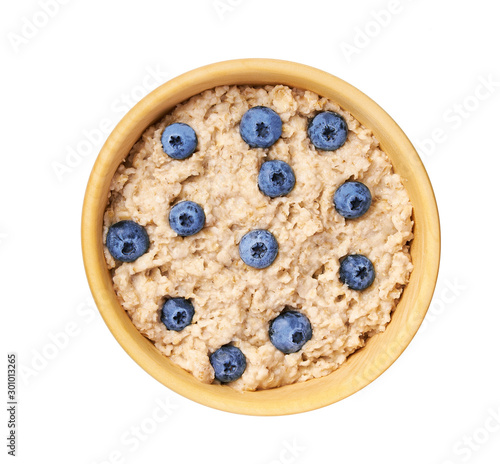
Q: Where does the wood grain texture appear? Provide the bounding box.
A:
[81,59,440,416]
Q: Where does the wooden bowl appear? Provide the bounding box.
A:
[81,59,440,415]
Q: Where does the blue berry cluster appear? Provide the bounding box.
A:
[105,105,380,384]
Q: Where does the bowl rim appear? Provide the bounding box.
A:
[81,58,440,416]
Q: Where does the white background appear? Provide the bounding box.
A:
[2,0,500,463]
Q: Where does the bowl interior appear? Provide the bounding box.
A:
[82,59,440,416]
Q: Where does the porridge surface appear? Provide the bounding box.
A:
[103,85,413,391]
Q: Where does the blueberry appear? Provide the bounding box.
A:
[269,310,312,354]
[210,345,247,383]
[160,297,195,331]
[308,111,348,151]
[339,254,375,291]
[169,201,205,236]
[239,229,278,269]
[334,181,372,219]
[161,123,198,160]
[240,106,282,148]
[258,160,295,198]
[106,220,149,262]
